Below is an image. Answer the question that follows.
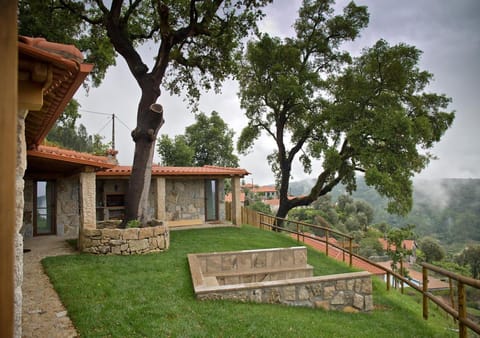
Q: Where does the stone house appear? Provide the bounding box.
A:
[23,146,248,240]
[96,165,248,228]
[8,35,247,337]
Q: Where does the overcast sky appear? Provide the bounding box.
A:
[75,0,480,186]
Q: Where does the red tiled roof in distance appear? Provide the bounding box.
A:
[378,238,416,252]
[97,165,250,177]
[264,199,279,206]
[225,192,246,203]
[252,185,277,193]
[27,145,115,169]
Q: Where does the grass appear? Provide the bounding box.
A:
[43,225,458,337]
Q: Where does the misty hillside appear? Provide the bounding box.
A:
[288,177,480,245]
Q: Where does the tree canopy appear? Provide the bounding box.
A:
[237,0,454,221]
[418,236,445,263]
[157,111,239,167]
[157,135,194,166]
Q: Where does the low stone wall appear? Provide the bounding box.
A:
[81,225,169,255]
[189,247,373,312]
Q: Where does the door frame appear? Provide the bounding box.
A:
[205,179,219,221]
[33,180,57,236]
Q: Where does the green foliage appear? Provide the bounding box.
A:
[289,194,376,237]
[248,201,272,215]
[185,112,239,167]
[157,135,194,166]
[432,260,471,278]
[46,100,111,155]
[358,236,384,258]
[18,0,115,87]
[418,237,445,263]
[237,0,453,220]
[126,220,141,228]
[386,224,415,274]
[326,177,480,247]
[157,111,239,167]
[456,245,480,279]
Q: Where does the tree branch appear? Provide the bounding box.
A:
[123,0,142,23]
[103,2,148,83]
[59,0,104,25]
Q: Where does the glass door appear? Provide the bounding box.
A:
[205,179,218,221]
[34,180,56,235]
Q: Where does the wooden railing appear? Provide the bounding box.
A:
[422,263,480,337]
[232,206,480,337]
[255,211,354,267]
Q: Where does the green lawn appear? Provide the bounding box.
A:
[43,225,457,337]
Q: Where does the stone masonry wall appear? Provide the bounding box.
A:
[196,273,373,312]
[15,109,28,338]
[190,247,373,312]
[56,176,80,237]
[22,179,34,238]
[165,179,204,221]
[81,224,169,255]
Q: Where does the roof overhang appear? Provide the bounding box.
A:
[18,36,93,148]
[25,146,115,179]
[96,165,250,179]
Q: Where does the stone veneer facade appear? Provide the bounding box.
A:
[80,224,169,255]
[96,177,227,223]
[165,179,225,221]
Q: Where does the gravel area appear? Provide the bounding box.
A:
[22,236,78,338]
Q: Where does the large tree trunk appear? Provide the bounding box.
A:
[123,88,164,226]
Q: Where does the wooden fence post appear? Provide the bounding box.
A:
[422,265,428,320]
[325,229,329,257]
[458,281,467,338]
[400,260,404,294]
[349,239,353,267]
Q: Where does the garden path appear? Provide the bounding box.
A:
[22,236,78,338]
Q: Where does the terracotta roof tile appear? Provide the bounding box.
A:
[19,36,93,147]
[27,145,115,169]
[97,165,250,177]
[19,36,84,62]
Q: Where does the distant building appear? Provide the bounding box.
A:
[378,238,417,264]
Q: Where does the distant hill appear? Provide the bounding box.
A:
[288,177,480,245]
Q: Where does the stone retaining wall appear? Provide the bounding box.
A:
[80,225,169,255]
[196,272,373,312]
[189,247,373,312]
